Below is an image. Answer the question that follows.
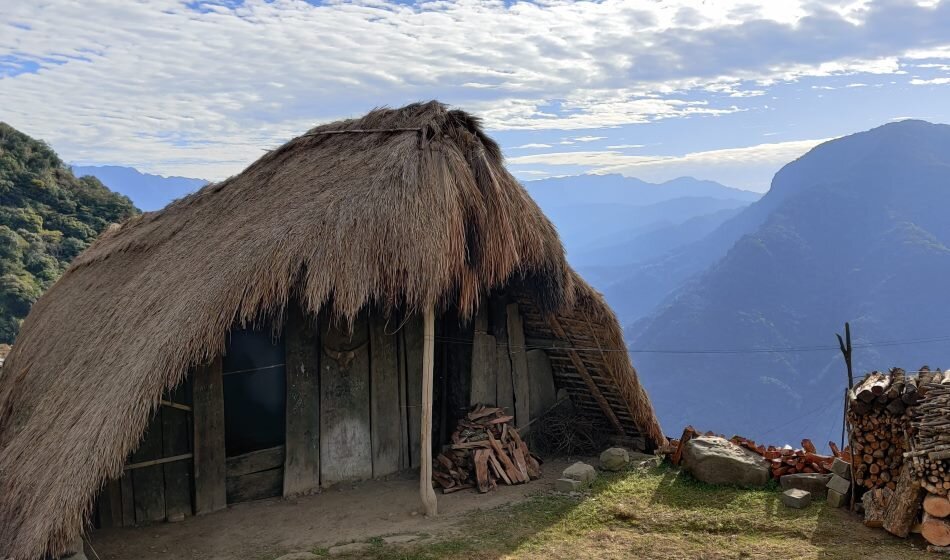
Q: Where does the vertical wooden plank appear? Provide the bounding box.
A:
[131,412,166,523]
[469,306,496,406]
[193,357,227,514]
[397,323,409,470]
[506,303,531,430]
[526,349,558,420]
[403,314,424,470]
[119,471,135,527]
[96,478,123,528]
[492,297,514,413]
[320,313,372,484]
[284,305,321,496]
[370,316,401,477]
[162,384,193,520]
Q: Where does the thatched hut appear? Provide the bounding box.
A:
[0,102,664,560]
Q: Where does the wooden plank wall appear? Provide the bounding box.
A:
[284,305,321,496]
[370,317,402,478]
[320,313,373,483]
[96,381,195,527]
[193,357,227,514]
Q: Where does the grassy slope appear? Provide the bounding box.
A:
[325,465,931,560]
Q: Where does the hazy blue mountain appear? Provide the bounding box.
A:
[627,120,950,446]
[70,165,206,211]
[524,175,759,284]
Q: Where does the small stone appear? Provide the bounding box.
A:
[831,457,852,480]
[781,488,812,509]
[328,543,370,556]
[826,474,852,495]
[167,512,185,523]
[562,462,597,484]
[827,488,849,508]
[555,478,582,492]
[600,448,630,471]
[382,534,421,545]
[780,473,833,498]
[275,553,319,560]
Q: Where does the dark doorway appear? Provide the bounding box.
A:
[222,326,286,503]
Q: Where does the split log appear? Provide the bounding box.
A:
[925,494,950,518]
[862,487,893,528]
[923,513,950,546]
[882,465,925,538]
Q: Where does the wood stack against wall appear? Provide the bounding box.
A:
[847,368,921,491]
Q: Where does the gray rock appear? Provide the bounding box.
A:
[831,457,852,480]
[275,553,320,560]
[781,488,812,509]
[827,488,849,508]
[780,473,833,498]
[562,462,597,484]
[681,436,769,488]
[555,478,583,492]
[600,448,630,471]
[328,543,371,556]
[826,474,852,495]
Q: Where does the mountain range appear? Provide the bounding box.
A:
[624,120,950,445]
[524,175,760,287]
[70,165,206,211]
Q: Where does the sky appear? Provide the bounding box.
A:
[2,0,950,191]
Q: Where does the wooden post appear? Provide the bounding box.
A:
[193,357,227,514]
[420,305,438,516]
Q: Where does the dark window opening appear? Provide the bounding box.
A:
[222,327,286,457]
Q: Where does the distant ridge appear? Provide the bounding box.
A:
[70,165,207,211]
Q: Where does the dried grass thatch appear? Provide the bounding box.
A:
[0,101,662,559]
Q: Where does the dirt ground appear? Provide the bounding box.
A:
[89,457,576,560]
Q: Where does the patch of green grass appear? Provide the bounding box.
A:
[332,465,932,560]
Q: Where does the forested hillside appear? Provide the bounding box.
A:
[0,123,138,342]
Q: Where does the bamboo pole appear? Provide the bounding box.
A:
[420,305,438,516]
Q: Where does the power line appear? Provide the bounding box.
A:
[433,332,950,356]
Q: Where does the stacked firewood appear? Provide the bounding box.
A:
[666,427,836,479]
[432,405,541,494]
[908,368,950,496]
[734,436,837,478]
[848,369,921,491]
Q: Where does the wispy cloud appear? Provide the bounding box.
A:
[0,0,948,178]
[513,143,553,149]
[509,138,829,190]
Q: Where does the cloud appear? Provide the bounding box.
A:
[513,143,553,149]
[606,144,645,149]
[0,0,949,177]
[509,138,829,190]
[572,135,607,142]
[910,77,950,85]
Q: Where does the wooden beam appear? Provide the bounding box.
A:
[284,305,321,496]
[124,453,194,471]
[420,305,438,516]
[160,400,192,412]
[545,315,626,435]
[506,303,531,430]
[193,357,227,514]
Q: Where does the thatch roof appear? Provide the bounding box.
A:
[0,101,663,560]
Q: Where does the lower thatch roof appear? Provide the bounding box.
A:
[0,102,663,560]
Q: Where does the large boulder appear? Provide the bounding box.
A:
[681,436,769,488]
